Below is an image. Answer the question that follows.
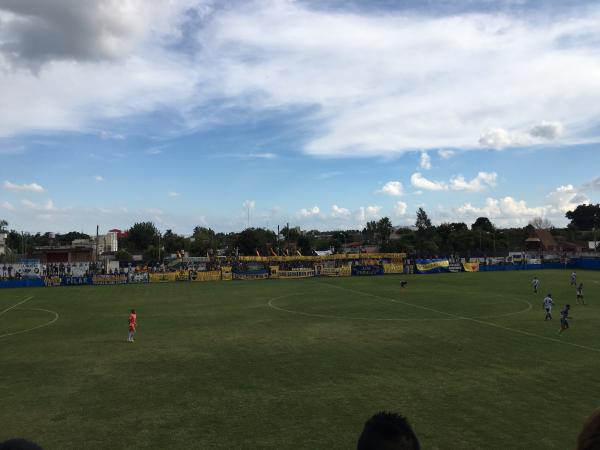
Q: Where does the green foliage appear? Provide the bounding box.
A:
[235,227,277,255]
[415,207,432,231]
[472,216,495,232]
[566,203,600,230]
[115,249,133,262]
[128,222,159,252]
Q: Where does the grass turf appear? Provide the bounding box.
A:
[1,269,599,449]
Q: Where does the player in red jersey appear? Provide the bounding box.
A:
[127,309,137,342]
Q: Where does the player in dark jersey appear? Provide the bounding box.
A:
[576,283,585,305]
[558,304,571,335]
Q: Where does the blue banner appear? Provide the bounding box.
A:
[0,278,45,288]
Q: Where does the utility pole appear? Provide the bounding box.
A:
[158,232,161,262]
[95,225,99,272]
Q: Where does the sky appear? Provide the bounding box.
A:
[0,0,599,235]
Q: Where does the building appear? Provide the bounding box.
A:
[525,229,586,254]
[32,243,94,263]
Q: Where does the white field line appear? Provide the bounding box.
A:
[0,296,34,316]
[0,307,59,340]
[324,283,600,354]
[268,285,532,322]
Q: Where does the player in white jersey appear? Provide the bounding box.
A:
[532,277,540,294]
[570,272,577,286]
[543,294,554,321]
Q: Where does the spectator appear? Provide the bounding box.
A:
[0,439,44,450]
[357,411,420,450]
[577,407,600,450]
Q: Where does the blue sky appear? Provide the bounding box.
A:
[0,0,598,234]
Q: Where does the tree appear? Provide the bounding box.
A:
[115,250,133,262]
[0,220,7,233]
[296,234,313,255]
[415,208,432,231]
[128,222,159,252]
[471,217,495,233]
[376,217,393,246]
[528,217,553,230]
[566,204,600,230]
[235,228,277,255]
[189,227,217,256]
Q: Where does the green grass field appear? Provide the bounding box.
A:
[1,270,599,449]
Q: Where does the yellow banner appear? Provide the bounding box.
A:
[462,262,480,272]
[149,272,178,283]
[237,253,405,262]
[383,263,405,274]
[191,271,221,282]
[415,260,449,272]
[221,266,232,281]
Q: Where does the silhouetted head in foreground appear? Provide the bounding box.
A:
[357,411,420,450]
[577,407,600,450]
[0,439,44,450]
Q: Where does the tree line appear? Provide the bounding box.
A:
[1,203,598,262]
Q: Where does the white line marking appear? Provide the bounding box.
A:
[0,296,33,316]
[0,308,60,339]
[268,285,532,322]
[324,283,600,354]
[0,307,59,340]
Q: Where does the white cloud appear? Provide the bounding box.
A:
[410,171,497,192]
[168,191,181,197]
[1,201,14,210]
[545,184,590,213]
[394,201,408,216]
[454,183,590,226]
[410,173,447,191]
[529,121,564,140]
[479,121,564,149]
[438,149,455,159]
[0,2,599,156]
[243,200,256,210]
[449,171,497,192]
[331,204,351,219]
[3,181,45,193]
[419,152,431,170]
[378,181,404,196]
[582,177,600,191]
[297,206,320,217]
[247,152,277,159]
[146,147,163,155]
[355,205,382,222]
[94,175,104,182]
[22,199,58,212]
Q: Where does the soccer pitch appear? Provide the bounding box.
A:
[1,270,599,449]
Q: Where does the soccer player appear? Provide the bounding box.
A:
[571,271,577,286]
[558,304,571,335]
[532,276,540,293]
[542,294,554,321]
[576,283,585,305]
[127,309,137,342]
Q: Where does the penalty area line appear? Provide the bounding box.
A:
[0,296,34,317]
[324,283,600,354]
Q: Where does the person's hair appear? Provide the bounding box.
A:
[0,439,44,450]
[566,304,571,308]
[357,411,420,450]
[577,407,600,450]
[131,309,135,314]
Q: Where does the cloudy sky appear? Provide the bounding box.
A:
[0,0,598,234]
